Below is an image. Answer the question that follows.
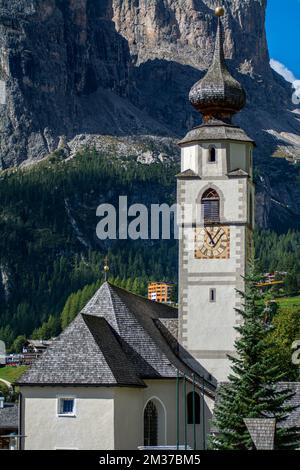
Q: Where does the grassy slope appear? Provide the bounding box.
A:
[276,296,300,307]
[0,366,28,384]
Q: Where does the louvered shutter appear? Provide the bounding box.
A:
[203,199,220,223]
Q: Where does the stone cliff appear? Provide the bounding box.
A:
[0,0,300,229]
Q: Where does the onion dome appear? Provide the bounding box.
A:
[189,7,246,124]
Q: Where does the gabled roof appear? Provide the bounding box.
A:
[18,283,216,394]
[25,340,52,348]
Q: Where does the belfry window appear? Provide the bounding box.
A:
[208,147,216,163]
[201,188,220,224]
[187,391,201,424]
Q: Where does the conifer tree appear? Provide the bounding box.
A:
[210,263,300,450]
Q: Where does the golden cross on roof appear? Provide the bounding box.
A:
[103,256,110,281]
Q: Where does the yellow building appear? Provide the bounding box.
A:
[148,282,173,303]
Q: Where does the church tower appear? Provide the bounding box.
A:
[178,8,255,382]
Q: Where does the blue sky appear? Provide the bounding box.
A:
[266,0,300,79]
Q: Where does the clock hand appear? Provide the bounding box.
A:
[208,228,222,247]
[214,231,226,247]
[212,228,222,242]
[205,229,215,246]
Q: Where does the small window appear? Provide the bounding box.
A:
[208,147,216,163]
[58,398,75,416]
[209,288,216,303]
[187,392,200,424]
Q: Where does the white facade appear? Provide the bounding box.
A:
[20,380,214,450]
[178,139,255,382]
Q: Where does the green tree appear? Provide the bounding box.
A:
[32,315,60,340]
[0,325,14,349]
[11,335,27,353]
[60,281,101,330]
[0,382,10,401]
[132,278,140,295]
[210,264,300,450]
[264,305,300,381]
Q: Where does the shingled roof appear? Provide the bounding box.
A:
[0,403,18,430]
[277,383,300,428]
[18,283,215,393]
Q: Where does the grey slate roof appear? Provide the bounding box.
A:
[0,403,18,430]
[277,383,300,428]
[18,283,215,394]
[179,123,254,146]
[244,418,276,450]
[227,168,249,178]
[17,312,144,387]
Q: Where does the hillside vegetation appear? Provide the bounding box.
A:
[0,150,178,347]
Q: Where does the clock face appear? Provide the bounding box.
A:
[195,226,230,259]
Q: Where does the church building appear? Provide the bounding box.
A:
[17,8,255,450]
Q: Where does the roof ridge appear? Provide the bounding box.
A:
[107,282,177,315]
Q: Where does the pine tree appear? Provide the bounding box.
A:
[132,278,140,294]
[12,335,27,353]
[210,263,300,450]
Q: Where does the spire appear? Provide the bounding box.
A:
[189,7,246,125]
[213,15,225,68]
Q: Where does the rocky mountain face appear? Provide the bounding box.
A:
[0,0,167,166]
[0,0,300,229]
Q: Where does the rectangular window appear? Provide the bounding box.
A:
[209,288,216,303]
[58,398,75,416]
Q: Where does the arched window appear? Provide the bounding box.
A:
[209,147,216,163]
[144,400,158,446]
[201,188,220,223]
[187,391,201,424]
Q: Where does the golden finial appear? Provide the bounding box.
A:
[103,256,110,281]
[215,6,225,17]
